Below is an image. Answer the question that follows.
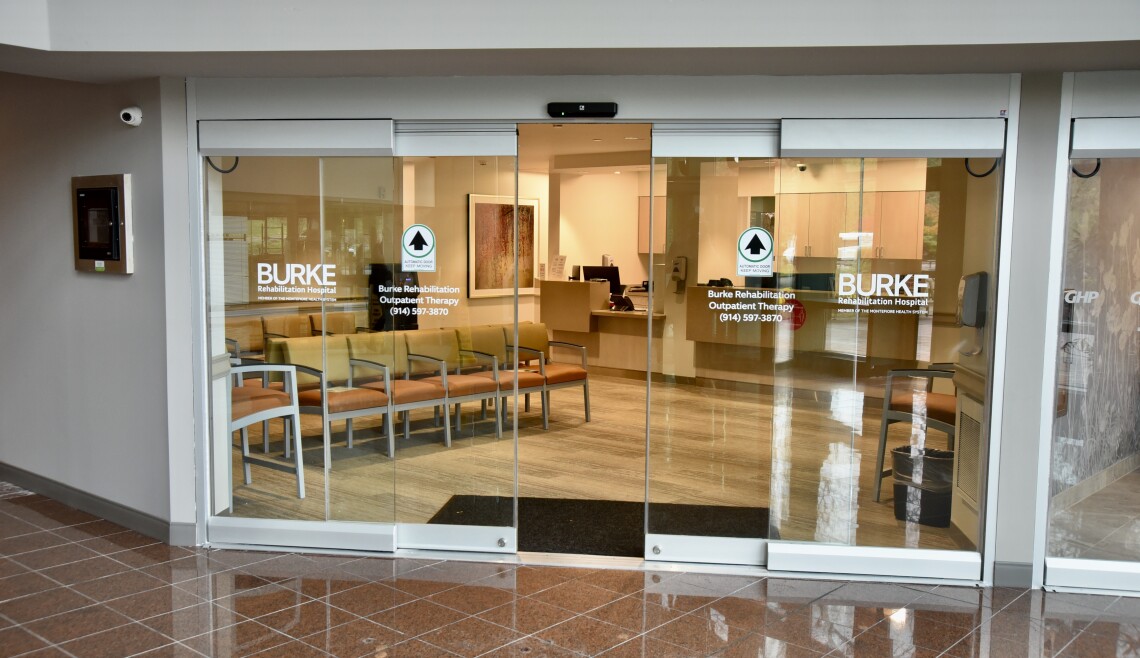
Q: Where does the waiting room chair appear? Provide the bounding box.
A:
[309,311,363,336]
[513,322,590,424]
[404,328,502,439]
[262,315,312,364]
[229,363,305,499]
[280,335,391,454]
[467,324,548,429]
[874,364,957,502]
[347,331,451,452]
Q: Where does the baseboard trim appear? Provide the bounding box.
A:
[0,462,197,546]
[993,561,1033,587]
[1052,453,1140,512]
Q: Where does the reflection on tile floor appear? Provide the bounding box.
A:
[3,483,1139,657]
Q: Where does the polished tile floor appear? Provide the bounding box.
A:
[2,483,1138,657]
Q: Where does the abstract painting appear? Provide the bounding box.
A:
[468,194,538,298]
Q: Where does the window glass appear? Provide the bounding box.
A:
[1047,158,1140,561]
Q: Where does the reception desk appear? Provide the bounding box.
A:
[538,280,664,372]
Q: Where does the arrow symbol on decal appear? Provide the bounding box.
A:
[746,233,767,255]
[409,231,429,252]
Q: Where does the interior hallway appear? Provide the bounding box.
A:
[1,481,1136,658]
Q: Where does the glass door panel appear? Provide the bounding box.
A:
[204,155,336,521]
[1046,157,1140,586]
[203,146,520,554]
[646,156,779,564]
[386,156,519,552]
[318,157,398,525]
[645,153,1003,569]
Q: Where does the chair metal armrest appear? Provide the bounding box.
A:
[348,357,391,391]
[460,349,500,383]
[407,352,449,388]
[507,345,546,376]
[549,340,588,368]
[230,363,301,399]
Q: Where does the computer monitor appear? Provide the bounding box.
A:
[581,265,622,296]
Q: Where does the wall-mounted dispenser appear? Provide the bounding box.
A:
[73,174,133,274]
[957,272,987,355]
[670,256,687,292]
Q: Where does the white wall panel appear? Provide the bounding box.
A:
[781,118,1006,157]
[1071,117,1140,157]
[198,119,393,155]
[193,75,1014,123]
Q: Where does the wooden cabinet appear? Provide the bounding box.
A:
[847,190,924,260]
[808,192,848,258]
[777,193,848,258]
[878,191,924,259]
[778,190,923,260]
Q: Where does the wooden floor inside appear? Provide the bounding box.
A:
[224,373,974,553]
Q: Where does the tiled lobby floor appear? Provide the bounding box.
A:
[2,483,1139,657]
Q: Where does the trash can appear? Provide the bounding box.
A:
[891,446,954,527]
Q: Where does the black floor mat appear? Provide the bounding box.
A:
[427,495,774,557]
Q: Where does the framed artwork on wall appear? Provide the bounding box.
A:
[467,194,538,298]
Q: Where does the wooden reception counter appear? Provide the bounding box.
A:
[685,285,919,361]
[538,280,664,372]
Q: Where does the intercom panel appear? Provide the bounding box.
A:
[73,174,133,274]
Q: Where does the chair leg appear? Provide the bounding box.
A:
[262,420,270,453]
[346,418,354,449]
[386,411,396,458]
[454,403,462,431]
[874,418,892,503]
[525,393,531,412]
[541,390,549,430]
[481,399,488,419]
[283,419,292,459]
[493,397,502,439]
[434,406,441,427]
[403,410,411,441]
[239,429,252,485]
[443,402,452,447]
[292,414,305,499]
[583,381,591,422]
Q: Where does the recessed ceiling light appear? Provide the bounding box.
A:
[614,171,621,174]
[624,136,641,141]
[591,138,602,142]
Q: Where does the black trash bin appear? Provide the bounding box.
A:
[891,446,954,527]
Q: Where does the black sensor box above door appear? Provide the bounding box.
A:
[546,102,619,118]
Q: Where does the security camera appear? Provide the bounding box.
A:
[119,106,142,127]
[795,162,807,172]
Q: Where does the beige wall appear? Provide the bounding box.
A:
[557,171,647,286]
[0,71,175,522]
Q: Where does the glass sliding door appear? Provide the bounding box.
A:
[201,121,520,554]
[1045,151,1140,590]
[765,151,1003,579]
[645,120,1006,577]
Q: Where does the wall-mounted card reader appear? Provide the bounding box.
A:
[73,174,133,274]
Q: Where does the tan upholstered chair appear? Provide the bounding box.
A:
[513,322,590,423]
[404,328,502,438]
[309,311,361,336]
[468,324,548,429]
[347,331,451,452]
[229,363,305,498]
[262,315,312,365]
[873,365,957,502]
[225,316,265,358]
[280,335,391,454]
